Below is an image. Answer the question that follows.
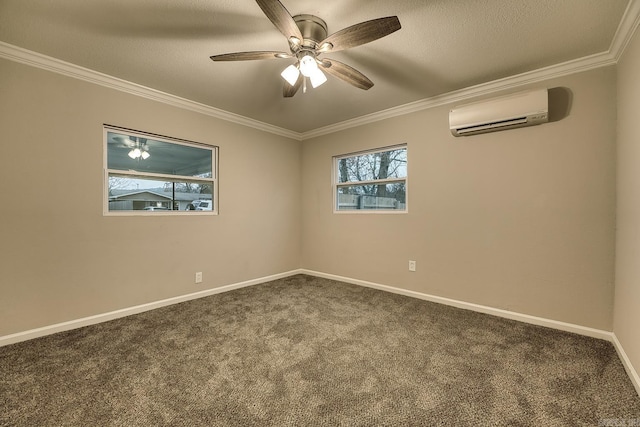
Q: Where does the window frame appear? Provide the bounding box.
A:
[103,125,219,216]
[332,144,408,214]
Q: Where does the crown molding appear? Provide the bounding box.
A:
[2,0,638,142]
[299,0,640,140]
[611,0,640,62]
[0,41,303,140]
[300,51,617,140]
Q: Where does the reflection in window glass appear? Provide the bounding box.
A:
[336,148,407,183]
[334,146,407,212]
[104,126,217,215]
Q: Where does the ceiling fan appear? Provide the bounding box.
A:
[210,0,401,97]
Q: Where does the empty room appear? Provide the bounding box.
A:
[1,0,640,425]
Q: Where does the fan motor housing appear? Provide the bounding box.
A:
[293,14,328,48]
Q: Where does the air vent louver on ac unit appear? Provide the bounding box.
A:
[449,89,549,137]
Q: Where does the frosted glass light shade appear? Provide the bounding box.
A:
[309,68,327,88]
[281,64,300,86]
[128,148,149,159]
[299,55,317,77]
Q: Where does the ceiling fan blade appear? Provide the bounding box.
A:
[320,59,374,90]
[255,0,303,43]
[319,16,401,53]
[113,136,136,147]
[283,75,302,97]
[210,51,291,61]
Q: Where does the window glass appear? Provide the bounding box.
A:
[104,126,217,215]
[337,148,407,183]
[334,146,407,212]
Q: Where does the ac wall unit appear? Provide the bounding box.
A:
[449,89,549,137]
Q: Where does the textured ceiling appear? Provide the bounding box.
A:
[0,0,634,133]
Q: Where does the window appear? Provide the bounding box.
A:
[103,125,218,215]
[334,145,407,212]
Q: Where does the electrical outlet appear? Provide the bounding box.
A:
[409,260,416,272]
[195,272,203,284]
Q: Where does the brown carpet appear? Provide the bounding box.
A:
[1,274,639,426]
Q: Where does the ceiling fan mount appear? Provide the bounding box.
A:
[210,0,401,97]
[292,14,328,49]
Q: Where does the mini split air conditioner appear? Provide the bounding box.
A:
[449,89,549,137]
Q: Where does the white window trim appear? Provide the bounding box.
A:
[103,125,219,216]
[332,144,408,214]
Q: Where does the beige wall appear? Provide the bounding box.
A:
[615,26,640,383]
[302,67,617,330]
[0,58,302,336]
[0,56,621,339]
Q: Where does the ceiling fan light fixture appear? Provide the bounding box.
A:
[281,64,300,86]
[141,150,150,160]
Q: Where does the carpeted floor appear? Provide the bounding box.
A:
[1,274,639,426]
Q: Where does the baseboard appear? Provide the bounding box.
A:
[300,269,613,341]
[611,333,640,397]
[301,269,640,395]
[0,269,303,347]
[3,268,638,396]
